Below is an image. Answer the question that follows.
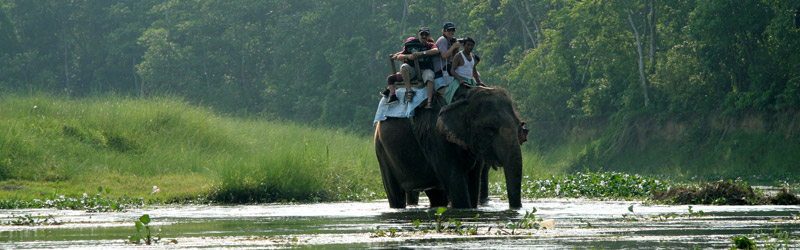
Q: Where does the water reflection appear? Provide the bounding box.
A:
[1,198,798,249]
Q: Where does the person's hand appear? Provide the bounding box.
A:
[477,82,487,87]
[452,42,461,50]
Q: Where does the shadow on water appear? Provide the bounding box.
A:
[377,207,521,223]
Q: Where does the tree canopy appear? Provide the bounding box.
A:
[1,0,798,136]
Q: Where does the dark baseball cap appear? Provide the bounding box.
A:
[418,27,430,33]
[443,22,455,30]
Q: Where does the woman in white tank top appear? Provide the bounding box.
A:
[445,37,484,103]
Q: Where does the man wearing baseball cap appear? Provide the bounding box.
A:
[385,27,439,107]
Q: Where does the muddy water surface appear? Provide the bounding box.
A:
[2,198,799,249]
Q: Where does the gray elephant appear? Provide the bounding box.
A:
[374,87,526,208]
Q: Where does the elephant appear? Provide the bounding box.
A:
[374,86,526,209]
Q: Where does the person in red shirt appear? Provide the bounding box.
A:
[384,27,439,108]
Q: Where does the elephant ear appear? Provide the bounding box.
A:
[437,99,471,149]
[519,121,529,144]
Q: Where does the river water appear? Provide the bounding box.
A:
[1,198,799,249]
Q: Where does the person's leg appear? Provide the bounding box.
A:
[423,70,435,108]
[425,80,434,108]
[385,73,401,105]
[388,74,398,95]
[384,74,395,96]
[400,64,415,102]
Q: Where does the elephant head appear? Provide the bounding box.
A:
[436,87,525,208]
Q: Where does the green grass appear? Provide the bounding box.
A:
[0,93,383,203]
[7,93,792,207]
[1,93,578,205]
[595,132,800,185]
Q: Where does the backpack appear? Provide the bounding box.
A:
[403,38,432,70]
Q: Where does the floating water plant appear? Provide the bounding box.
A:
[7,214,62,226]
[371,208,542,237]
[732,235,756,250]
[490,172,669,199]
[687,206,706,217]
[129,214,159,245]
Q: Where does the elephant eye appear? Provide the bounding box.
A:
[484,126,498,135]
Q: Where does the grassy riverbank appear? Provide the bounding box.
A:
[0,94,384,202]
[0,94,573,204]
[3,94,795,205]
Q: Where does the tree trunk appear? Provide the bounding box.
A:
[400,0,408,38]
[517,14,537,49]
[523,1,544,41]
[648,1,656,75]
[63,24,71,96]
[627,9,649,107]
[202,44,210,90]
[514,2,537,49]
[164,0,171,89]
[133,57,140,96]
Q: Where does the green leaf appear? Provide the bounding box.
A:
[628,205,634,213]
[436,207,447,215]
[139,214,151,224]
[98,186,103,193]
[135,221,144,232]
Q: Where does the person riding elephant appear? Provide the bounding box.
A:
[374,87,526,209]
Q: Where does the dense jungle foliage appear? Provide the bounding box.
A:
[1,1,799,176]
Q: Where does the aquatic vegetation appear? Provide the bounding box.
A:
[620,205,707,222]
[0,187,213,211]
[737,227,800,250]
[0,186,150,211]
[372,208,544,237]
[490,172,669,199]
[6,214,62,226]
[0,195,141,211]
[371,226,400,238]
[653,179,800,205]
[127,214,173,245]
[687,206,705,217]
[497,208,543,235]
[731,227,800,250]
[732,236,757,250]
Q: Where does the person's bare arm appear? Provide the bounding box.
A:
[439,42,460,58]
[473,64,483,86]
[450,55,468,87]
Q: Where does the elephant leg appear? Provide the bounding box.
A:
[479,164,490,205]
[376,139,406,208]
[406,192,420,206]
[467,167,482,208]
[425,189,448,207]
[443,171,474,208]
[380,165,406,208]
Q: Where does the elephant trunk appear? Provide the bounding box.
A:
[503,143,523,209]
